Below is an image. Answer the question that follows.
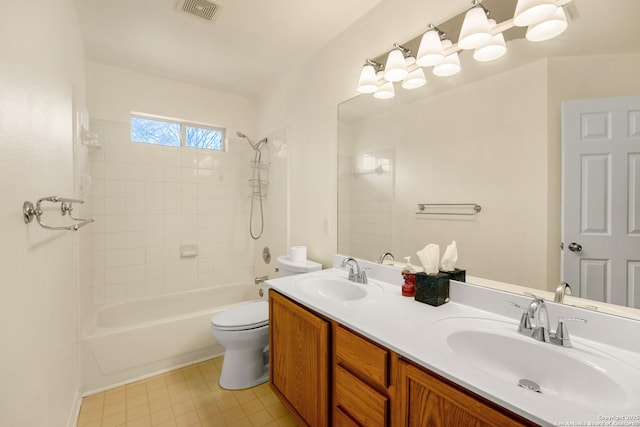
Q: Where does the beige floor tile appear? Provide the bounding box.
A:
[148,386,170,402]
[175,410,202,427]
[77,357,294,427]
[221,406,246,424]
[77,407,103,425]
[126,403,150,421]
[127,393,148,408]
[199,412,226,427]
[126,415,151,427]
[217,396,240,412]
[102,410,126,427]
[151,407,175,425]
[105,388,126,405]
[258,394,279,408]
[146,376,166,391]
[248,409,274,427]
[149,395,172,413]
[103,400,127,417]
[172,399,196,417]
[241,398,265,416]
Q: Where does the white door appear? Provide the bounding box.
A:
[562,96,640,308]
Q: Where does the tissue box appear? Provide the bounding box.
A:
[444,268,466,283]
[415,272,450,306]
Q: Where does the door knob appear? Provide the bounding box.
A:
[568,242,582,252]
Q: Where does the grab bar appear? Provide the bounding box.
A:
[416,203,482,216]
[23,196,94,231]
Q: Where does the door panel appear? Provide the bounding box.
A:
[562,96,640,308]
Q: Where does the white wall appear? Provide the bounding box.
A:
[85,63,261,304]
[0,0,87,425]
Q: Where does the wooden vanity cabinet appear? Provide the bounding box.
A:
[396,359,536,427]
[270,290,535,427]
[333,324,392,426]
[269,290,329,427]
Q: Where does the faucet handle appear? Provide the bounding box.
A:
[553,317,587,348]
[507,301,532,333]
[358,269,368,284]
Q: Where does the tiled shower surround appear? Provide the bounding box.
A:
[87,119,256,305]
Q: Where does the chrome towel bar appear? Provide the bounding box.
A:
[23,196,94,231]
[416,203,482,216]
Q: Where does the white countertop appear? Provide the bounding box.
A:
[266,264,640,427]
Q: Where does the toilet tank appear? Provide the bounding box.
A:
[276,256,322,277]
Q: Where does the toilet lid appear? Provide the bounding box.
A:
[211,301,268,331]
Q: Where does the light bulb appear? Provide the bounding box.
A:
[473,19,507,62]
[373,71,395,99]
[526,7,568,42]
[416,29,444,67]
[458,6,492,50]
[433,40,461,77]
[402,57,426,89]
[384,49,408,82]
[357,64,379,94]
[513,0,557,27]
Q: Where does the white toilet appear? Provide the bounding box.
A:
[210,255,322,390]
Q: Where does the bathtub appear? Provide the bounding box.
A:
[83,283,267,393]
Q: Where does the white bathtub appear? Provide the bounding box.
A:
[83,284,267,393]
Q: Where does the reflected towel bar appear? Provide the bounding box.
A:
[416,203,482,216]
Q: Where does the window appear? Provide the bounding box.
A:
[130,113,225,151]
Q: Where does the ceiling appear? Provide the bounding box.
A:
[73,0,383,97]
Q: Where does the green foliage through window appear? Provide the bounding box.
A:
[131,114,225,151]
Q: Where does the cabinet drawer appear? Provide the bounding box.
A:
[335,324,389,389]
[334,407,360,427]
[335,365,388,426]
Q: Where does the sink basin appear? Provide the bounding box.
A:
[293,276,382,302]
[428,317,639,411]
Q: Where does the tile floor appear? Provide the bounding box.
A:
[76,357,298,427]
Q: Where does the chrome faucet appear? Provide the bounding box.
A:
[379,252,395,264]
[554,282,572,303]
[508,297,587,348]
[341,257,368,284]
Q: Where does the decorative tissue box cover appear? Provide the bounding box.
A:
[414,269,465,306]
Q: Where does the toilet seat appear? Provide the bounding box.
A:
[211,301,268,331]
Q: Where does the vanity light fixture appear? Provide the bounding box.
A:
[433,40,461,77]
[473,19,507,62]
[416,26,445,67]
[525,6,568,41]
[384,44,410,82]
[356,59,382,94]
[355,0,575,99]
[513,0,558,27]
[402,57,427,89]
[373,71,395,99]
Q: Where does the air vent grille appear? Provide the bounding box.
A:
[179,0,222,21]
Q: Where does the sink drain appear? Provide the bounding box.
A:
[518,379,541,393]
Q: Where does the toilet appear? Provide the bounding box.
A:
[210,255,322,390]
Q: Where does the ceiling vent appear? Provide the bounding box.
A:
[177,0,223,22]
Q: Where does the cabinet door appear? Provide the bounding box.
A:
[270,290,329,427]
[397,360,532,427]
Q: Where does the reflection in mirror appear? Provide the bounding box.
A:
[338,0,640,318]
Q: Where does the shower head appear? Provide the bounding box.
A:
[236,131,267,151]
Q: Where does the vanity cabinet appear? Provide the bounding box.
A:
[334,324,391,426]
[396,359,534,427]
[269,290,329,427]
[269,290,533,427]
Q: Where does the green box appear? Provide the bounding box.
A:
[414,269,465,306]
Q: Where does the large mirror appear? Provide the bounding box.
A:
[338,0,640,316]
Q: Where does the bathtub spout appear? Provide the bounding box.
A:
[255,275,269,285]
